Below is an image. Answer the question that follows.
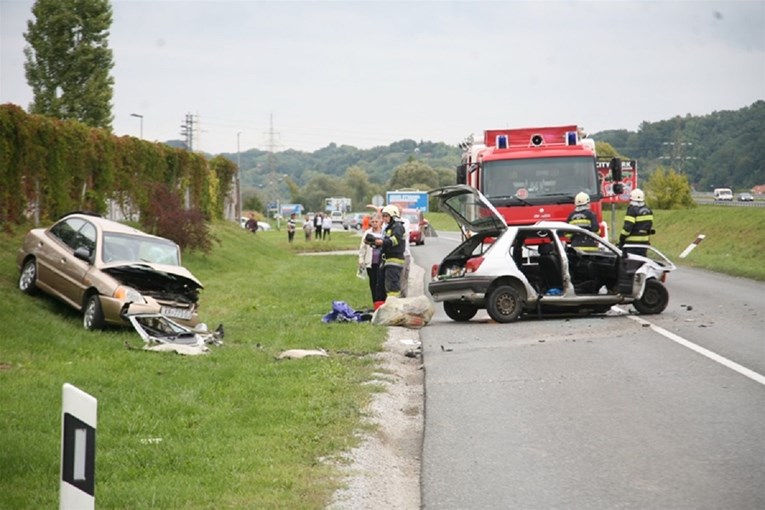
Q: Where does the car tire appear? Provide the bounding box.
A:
[633,279,669,315]
[486,285,524,323]
[19,259,38,295]
[83,293,106,330]
[443,301,478,322]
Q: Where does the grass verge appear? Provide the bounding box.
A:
[0,223,384,509]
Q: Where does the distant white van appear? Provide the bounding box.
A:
[713,188,733,201]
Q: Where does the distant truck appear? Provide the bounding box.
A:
[324,197,352,213]
[713,188,733,201]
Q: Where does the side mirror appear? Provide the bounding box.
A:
[609,158,622,182]
[456,164,467,185]
[74,246,93,264]
[609,158,624,195]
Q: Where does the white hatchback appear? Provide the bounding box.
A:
[428,185,676,323]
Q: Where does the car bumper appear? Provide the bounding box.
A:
[101,295,200,328]
[428,276,494,304]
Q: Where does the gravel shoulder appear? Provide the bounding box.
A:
[327,263,425,510]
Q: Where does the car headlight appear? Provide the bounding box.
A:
[113,285,144,303]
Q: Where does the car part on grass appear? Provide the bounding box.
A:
[127,313,224,348]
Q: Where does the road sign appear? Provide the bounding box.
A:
[372,194,384,207]
[61,384,97,510]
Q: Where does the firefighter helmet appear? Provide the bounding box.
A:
[381,205,400,218]
[630,188,645,202]
[574,192,590,207]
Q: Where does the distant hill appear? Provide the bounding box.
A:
[591,100,764,190]
[182,100,764,192]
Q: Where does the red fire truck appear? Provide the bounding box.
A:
[457,125,626,235]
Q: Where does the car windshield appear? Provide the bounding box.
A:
[102,233,180,265]
[481,156,598,200]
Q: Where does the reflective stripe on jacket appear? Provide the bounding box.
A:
[620,204,653,244]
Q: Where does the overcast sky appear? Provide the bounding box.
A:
[1,0,763,154]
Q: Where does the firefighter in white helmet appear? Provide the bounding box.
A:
[366,204,406,309]
[565,192,599,251]
[619,188,654,256]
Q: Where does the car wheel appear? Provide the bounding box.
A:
[486,285,523,323]
[633,279,669,315]
[19,259,38,295]
[443,301,478,322]
[83,293,105,330]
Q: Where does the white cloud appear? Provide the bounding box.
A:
[2,0,763,154]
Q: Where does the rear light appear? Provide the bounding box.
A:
[465,256,484,273]
[431,264,440,279]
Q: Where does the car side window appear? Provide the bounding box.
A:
[50,218,86,251]
[76,222,97,255]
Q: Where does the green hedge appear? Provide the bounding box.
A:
[0,103,236,226]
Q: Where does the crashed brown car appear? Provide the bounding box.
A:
[17,212,203,330]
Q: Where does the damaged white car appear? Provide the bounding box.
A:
[428,185,676,323]
[17,212,203,331]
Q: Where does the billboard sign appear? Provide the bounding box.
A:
[386,190,429,211]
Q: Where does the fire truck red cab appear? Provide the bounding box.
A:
[457,125,625,236]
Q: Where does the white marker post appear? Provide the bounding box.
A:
[679,234,706,259]
[60,384,97,510]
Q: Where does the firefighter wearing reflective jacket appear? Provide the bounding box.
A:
[372,204,406,309]
[619,188,653,256]
[566,192,599,251]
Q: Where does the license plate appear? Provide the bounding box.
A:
[161,306,192,320]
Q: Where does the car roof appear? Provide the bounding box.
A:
[60,213,173,240]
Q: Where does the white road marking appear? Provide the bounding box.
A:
[616,307,765,386]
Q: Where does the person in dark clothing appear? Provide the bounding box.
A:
[371,205,406,310]
[314,213,323,240]
[566,192,599,251]
[244,213,258,234]
[619,188,654,256]
[287,213,296,243]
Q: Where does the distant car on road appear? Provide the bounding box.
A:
[401,209,428,245]
[738,192,754,202]
[713,188,734,201]
[239,216,271,231]
[17,212,203,330]
[329,211,344,225]
[343,212,369,231]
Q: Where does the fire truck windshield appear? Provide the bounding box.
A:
[481,156,598,201]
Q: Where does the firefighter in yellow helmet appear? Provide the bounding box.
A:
[566,192,599,251]
[367,204,406,309]
[619,188,654,256]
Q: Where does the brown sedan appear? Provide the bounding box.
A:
[17,213,203,330]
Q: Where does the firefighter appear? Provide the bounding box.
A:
[369,204,406,309]
[566,192,599,251]
[619,188,654,256]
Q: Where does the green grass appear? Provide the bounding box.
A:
[2,205,763,508]
[0,222,384,509]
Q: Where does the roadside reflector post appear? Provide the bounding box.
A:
[61,383,97,510]
[679,234,706,259]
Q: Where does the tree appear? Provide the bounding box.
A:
[388,159,439,191]
[645,166,695,209]
[24,0,115,130]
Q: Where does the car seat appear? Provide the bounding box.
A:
[538,243,563,291]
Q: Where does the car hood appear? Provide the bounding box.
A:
[428,185,507,234]
[102,263,203,292]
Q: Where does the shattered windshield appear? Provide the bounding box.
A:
[482,156,598,200]
[102,233,180,265]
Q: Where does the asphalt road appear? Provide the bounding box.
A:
[414,235,765,510]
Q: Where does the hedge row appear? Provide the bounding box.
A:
[0,103,236,227]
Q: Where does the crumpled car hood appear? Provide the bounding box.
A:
[102,263,203,294]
